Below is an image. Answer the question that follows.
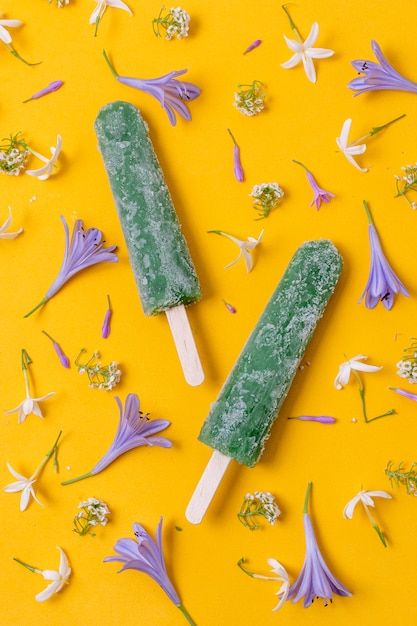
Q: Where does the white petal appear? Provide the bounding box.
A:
[350,362,382,374]
[5,462,26,482]
[280,52,302,69]
[35,581,60,602]
[343,495,360,518]
[243,249,253,272]
[334,363,351,388]
[366,490,392,501]
[282,34,302,53]
[302,54,317,83]
[306,47,334,59]
[303,22,319,48]
[4,400,25,415]
[107,0,133,14]
[343,151,368,172]
[337,119,352,151]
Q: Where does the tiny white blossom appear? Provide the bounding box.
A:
[334,354,382,390]
[281,22,334,83]
[208,229,263,272]
[26,135,62,180]
[249,182,284,219]
[0,206,23,239]
[153,6,190,40]
[234,80,265,116]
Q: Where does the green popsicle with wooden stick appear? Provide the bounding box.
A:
[186,240,342,523]
[95,101,203,386]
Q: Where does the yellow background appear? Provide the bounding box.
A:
[1,1,417,624]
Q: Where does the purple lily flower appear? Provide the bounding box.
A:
[61,393,171,485]
[288,483,352,607]
[104,517,196,624]
[359,201,409,310]
[389,387,417,402]
[348,40,417,96]
[24,216,118,317]
[42,330,70,368]
[293,160,335,209]
[103,50,200,126]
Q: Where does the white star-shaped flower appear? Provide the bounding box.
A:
[343,489,392,519]
[336,118,368,172]
[281,22,334,83]
[35,547,71,602]
[208,229,264,272]
[4,462,42,511]
[334,354,382,390]
[90,0,132,35]
[0,206,23,239]
[26,135,62,180]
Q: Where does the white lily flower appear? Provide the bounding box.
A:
[208,229,264,272]
[343,489,392,547]
[334,354,382,390]
[0,206,23,239]
[0,18,22,45]
[4,463,42,511]
[238,557,290,611]
[281,22,334,83]
[336,118,367,172]
[4,432,61,511]
[343,489,392,519]
[90,0,132,35]
[14,547,71,602]
[26,135,62,180]
[5,350,55,423]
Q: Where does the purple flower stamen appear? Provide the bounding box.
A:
[348,40,417,96]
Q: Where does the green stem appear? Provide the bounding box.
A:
[227,128,238,147]
[13,557,38,573]
[61,471,94,486]
[281,4,301,40]
[7,44,41,66]
[178,604,197,626]
[237,557,254,578]
[24,297,49,318]
[363,200,374,225]
[366,409,396,423]
[292,159,309,172]
[102,49,119,79]
[303,481,312,514]
[352,370,368,422]
[364,506,387,547]
[369,113,405,137]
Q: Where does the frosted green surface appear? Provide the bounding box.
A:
[94,101,202,316]
[198,240,342,467]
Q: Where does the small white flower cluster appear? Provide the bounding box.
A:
[153,7,190,40]
[234,80,265,116]
[238,491,281,529]
[49,0,70,6]
[395,163,417,209]
[249,182,284,219]
[396,340,417,384]
[76,350,122,391]
[74,497,110,536]
[0,147,29,176]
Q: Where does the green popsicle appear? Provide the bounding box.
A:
[187,240,342,522]
[95,101,202,316]
[95,101,203,385]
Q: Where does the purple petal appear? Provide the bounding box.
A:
[289,415,336,424]
[390,387,417,402]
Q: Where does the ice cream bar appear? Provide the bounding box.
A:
[186,240,342,522]
[95,101,203,385]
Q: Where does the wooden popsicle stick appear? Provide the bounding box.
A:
[165,304,204,387]
[186,450,232,524]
